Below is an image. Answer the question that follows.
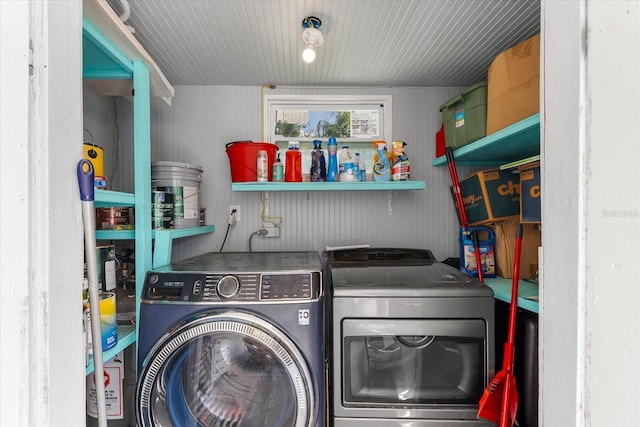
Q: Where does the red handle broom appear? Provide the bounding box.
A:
[478,223,523,426]
[445,147,484,283]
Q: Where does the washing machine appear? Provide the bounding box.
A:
[136,251,325,427]
[325,247,495,426]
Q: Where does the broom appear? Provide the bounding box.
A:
[478,223,523,426]
[445,147,485,282]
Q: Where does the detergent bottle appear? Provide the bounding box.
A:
[285,141,302,182]
[310,139,326,182]
[391,140,411,181]
[338,146,359,182]
[327,137,339,182]
[372,141,396,182]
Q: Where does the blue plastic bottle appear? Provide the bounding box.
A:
[356,152,366,181]
[327,137,338,182]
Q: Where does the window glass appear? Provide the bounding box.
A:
[264,96,391,178]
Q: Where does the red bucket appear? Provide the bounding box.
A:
[225,141,278,182]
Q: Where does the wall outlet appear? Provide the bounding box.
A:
[260,226,280,238]
[229,205,240,223]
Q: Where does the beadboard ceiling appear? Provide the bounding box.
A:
[108,0,540,88]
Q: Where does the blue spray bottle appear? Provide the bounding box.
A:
[327,137,338,182]
[372,141,395,181]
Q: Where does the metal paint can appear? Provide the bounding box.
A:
[83,143,104,177]
[151,161,203,229]
[154,186,183,222]
[85,245,117,292]
[96,207,130,230]
[151,190,174,229]
[84,291,118,353]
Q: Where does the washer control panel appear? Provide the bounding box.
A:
[142,271,321,303]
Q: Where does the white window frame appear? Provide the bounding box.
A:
[263,94,392,144]
[263,94,392,177]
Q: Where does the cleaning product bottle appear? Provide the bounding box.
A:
[391,140,411,181]
[285,141,302,182]
[339,146,359,182]
[272,152,284,182]
[372,141,396,181]
[356,152,366,181]
[257,149,268,182]
[310,139,326,182]
[327,137,338,182]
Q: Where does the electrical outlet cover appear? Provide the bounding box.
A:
[230,205,240,223]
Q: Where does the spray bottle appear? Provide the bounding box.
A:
[327,137,338,182]
[391,141,411,181]
[372,141,396,182]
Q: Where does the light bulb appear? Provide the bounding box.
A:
[303,44,316,63]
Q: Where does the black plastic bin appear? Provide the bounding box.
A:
[495,300,539,427]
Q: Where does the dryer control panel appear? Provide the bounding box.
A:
[142,271,322,303]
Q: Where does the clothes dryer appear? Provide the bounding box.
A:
[136,251,325,427]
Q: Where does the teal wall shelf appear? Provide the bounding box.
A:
[95,189,135,207]
[82,1,180,376]
[95,225,215,269]
[232,180,426,192]
[82,18,133,79]
[152,226,215,268]
[432,113,542,314]
[84,325,135,376]
[485,277,539,314]
[432,113,540,167]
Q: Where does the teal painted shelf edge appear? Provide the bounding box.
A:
[232,180,426,192]
[484,277,539,314]
[432,113,540,167]
[94,189,135,207]
[85,324,135,375]
[152,225,215,268]
[96,229,135,240]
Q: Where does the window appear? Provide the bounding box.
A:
[263,95,392,176]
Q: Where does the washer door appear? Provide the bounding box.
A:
[137,311,315,427]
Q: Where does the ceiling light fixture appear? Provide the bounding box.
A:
[302,16,323,64]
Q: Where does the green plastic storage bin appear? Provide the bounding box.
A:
[440,81,488,149]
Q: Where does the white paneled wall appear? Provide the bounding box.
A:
[148,85,473,263]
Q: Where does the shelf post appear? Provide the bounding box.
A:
[132,61,151,349]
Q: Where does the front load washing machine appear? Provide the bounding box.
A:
[136,251,325,427]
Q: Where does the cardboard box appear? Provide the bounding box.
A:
[518,162,541,223]
[440,81,488,149]
[455,169,520,226]
[493,219,541,280]
[486,33,540,135]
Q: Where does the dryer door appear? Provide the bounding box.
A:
[137,311,315,427]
